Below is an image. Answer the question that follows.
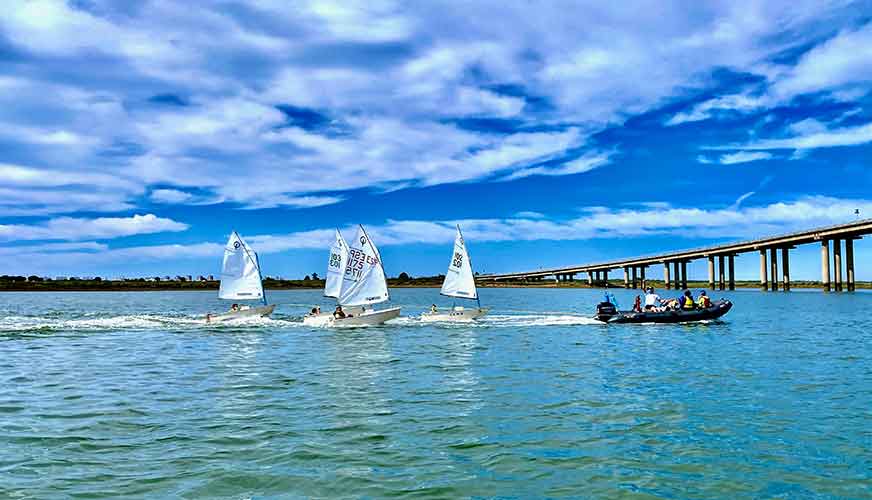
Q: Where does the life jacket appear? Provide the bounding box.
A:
[682,296,695,309]
[697,296,711,308]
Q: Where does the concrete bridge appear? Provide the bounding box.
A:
[477,218,872,292]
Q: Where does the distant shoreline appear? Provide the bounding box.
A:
[0,278,867,292]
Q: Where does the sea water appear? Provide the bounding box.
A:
[1,288,870,498]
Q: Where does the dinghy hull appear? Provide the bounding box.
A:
[303,307,402,327]
[206,304,275,323]
[420,307,489,322]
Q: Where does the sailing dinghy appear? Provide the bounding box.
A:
[421,225,489,322]
[303,229,348,323]
[205,231,275,323]
[303,225,401,327]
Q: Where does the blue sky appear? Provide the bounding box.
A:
[1,1,871,280]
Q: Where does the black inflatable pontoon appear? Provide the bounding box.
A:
[594,299,732,324]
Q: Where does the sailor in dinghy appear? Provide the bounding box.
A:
[205,231,275,323]
[421,224,489,322]
[303,225,401,327]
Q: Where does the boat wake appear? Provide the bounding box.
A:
[0,314,301,334]
[478,314,600,327]
[392,313,599,327]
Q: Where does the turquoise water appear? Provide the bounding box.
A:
[1,288,870,498]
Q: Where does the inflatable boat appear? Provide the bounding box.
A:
[594,299,732,324]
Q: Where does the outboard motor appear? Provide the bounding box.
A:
[595,301,618,322]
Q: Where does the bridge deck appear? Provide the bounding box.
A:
[479,218,872,280]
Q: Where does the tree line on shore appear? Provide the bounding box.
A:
[0,272,448,290]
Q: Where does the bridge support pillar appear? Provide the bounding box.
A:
[728,255,735,290]
[640,266,646,289]
[681,261,688,289]
[631,266,638,288]
[834,239,843,292]
[770,247,778,291]
[821,240,831,292]
[846,238,855,292]
[782,248,790,291]
[663,263,671,289]
[718,255,725,291]
[623,267,630,288]
[707,257,715,289]
[587,271,593,286]
[603,269,609,287]
[759,249,768,290]
[673,262,680,290]
[568,273,574,282]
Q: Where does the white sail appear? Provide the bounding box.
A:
[324,229,349,298]
[218,231,264,301]
[338,225,389,306]
[441,225,477,299]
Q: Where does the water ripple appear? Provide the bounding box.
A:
[0,289,870,498]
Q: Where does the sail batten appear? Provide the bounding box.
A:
[440,225,477,300]
[324,229,349,298]
[338,225,389,306]
[218,232,264,301]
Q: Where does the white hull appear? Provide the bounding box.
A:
[303,306,402,327]
[206,304,275,323]
[420,307,489,322]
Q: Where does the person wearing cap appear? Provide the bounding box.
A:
[643,287,664,311]
[697,290,712,308]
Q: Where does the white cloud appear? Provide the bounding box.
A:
[726,121,872,150]
[0,1,868,218]
[770,22,872,102]
[0,123,99,147]
[666,93,765,126]
[0,187,135,217]
[718,151,773,164]
[666,23,872,126]
[787,118,828,136]
[503,151,612,180]
[0,163,135,190]
[731,191,756,209]
[150,189,194,204]
[0,163,142,215]
[0,214,189,242]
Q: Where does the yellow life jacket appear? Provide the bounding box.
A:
[682,296,695,309]
[697,296,711,308]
